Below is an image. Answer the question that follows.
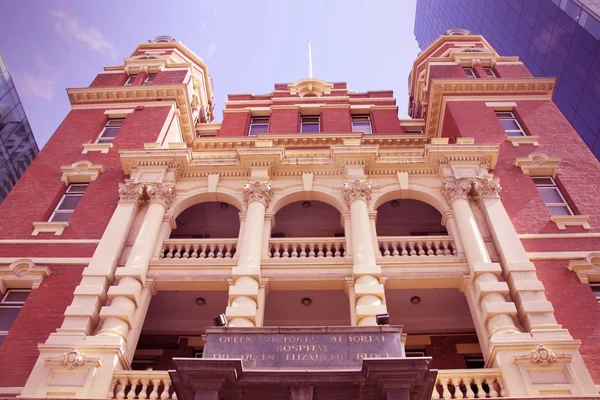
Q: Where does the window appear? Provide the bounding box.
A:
[404,129,424,134]
[405,350,426,357]
[248,117,269,136]
[0,289,29,345]
[532,177,573,216]
[483,67,496,77]
[591,285,600,303]
[495,111,525,136]
[464,68,476,78]
[351,115,372,134]
[301,115,320,133]
[49,184,88,222]
[95,118,124,144]
[124,75,137,86]
[143,73,157,85]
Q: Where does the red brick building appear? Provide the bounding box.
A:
[0,33,599,399]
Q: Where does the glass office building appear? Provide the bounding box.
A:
[0,52,39,202]
[414,0,600,159]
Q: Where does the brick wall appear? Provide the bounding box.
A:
[153,70,188,85]
[0,265,84,387]
[371,109,402,134]
[0,106,171,242]
[321,107,351,133]
[425,334,480,370]
[269,108,299,134]
[89,73,127,88]
[219,111,251,136]
[494,64,533,78]
[535,260,600,382]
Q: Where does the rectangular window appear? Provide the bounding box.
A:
[95,118,124,144]
[0,289,29,345]
[301,115,320,133]
[483,67,496,77]
[464,67,476,78]
[124,75,137,86]
[143,73,157,85]
[351,115,372,134]
[591,284,600,303]
[495,111,525,136]
[248,117,269,136]
[532,177,574,216]
[404,129,424,134]
[49,184,88,222]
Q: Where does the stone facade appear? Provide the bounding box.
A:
[0,34,598,399]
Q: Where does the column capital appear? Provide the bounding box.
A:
[441,178,473,205]
[472,177,502,200]
[342,179,372,206]
[146,183,176,209]
[243,181,273,207]
[118,182,146,207]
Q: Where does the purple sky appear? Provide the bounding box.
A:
[0,0,420,148]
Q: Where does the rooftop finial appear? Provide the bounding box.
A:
[307,39,313,79]
[149,35,177,43]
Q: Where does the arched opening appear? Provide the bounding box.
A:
[170,202,240,239]
[271,200,343,238]
[376,199,447,236]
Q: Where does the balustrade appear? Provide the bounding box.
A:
[109,371,175,399]
[378,236,457,258]
[431,369,504,399]
[268,237,346,258]
[160,239,237,259]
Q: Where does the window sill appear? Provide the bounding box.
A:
[507,136,539,147]
[82,143,112,154]
[551,215,591,230]
[32,222,70,236]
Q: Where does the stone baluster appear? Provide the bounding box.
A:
[225,181,272,327]
[442,178,519,339]
[343,180,387,326]
[98,183,175,339]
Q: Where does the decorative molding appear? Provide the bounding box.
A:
[471,177,501,200]
[507,136,540,147]
[82,143,112,154]
[551,215,591,231]
[31,222,69,236]
[44,348,102,370]
[0,259,50,292]
[287,78,334,97]
[60,160,104,184]
[342,180,372,206]
[146,183,176,209]
[441,179,472,205]
[242,181,273,207]
[513,345,571,367]
[568,253,600,284]
[515,153,561,177]
[118,182,146,207]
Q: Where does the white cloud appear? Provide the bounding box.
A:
[49,10,118,59]
[207,42,218,58]
[19,73,56,102]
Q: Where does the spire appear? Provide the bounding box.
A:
[307,39,313,79]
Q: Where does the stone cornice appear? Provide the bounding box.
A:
[119,143,499,179]
[0,259,50,292]
[425,78,556,139]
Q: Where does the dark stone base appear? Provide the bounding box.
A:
[170,357,437,400]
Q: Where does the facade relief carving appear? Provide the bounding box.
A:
[118,182,146,207]
[118,182,176,209]
[243,181,273,207]
[442,177,501,205]
[146,183,176,209]
[342,180,372,206]
[529,345,557,367]
[44,348,102,370]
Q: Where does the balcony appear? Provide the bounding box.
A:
[109,368,504,399]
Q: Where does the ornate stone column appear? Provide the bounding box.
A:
[225,181,272,327]
[58,182,145,336]
[471,178,560,331]
[442,179,519,337]
[343,180,387,326]
[97,183,175,339]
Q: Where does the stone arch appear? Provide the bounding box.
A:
[170,186,244,219]
[371,182,447,215]
[269,184,346,215]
